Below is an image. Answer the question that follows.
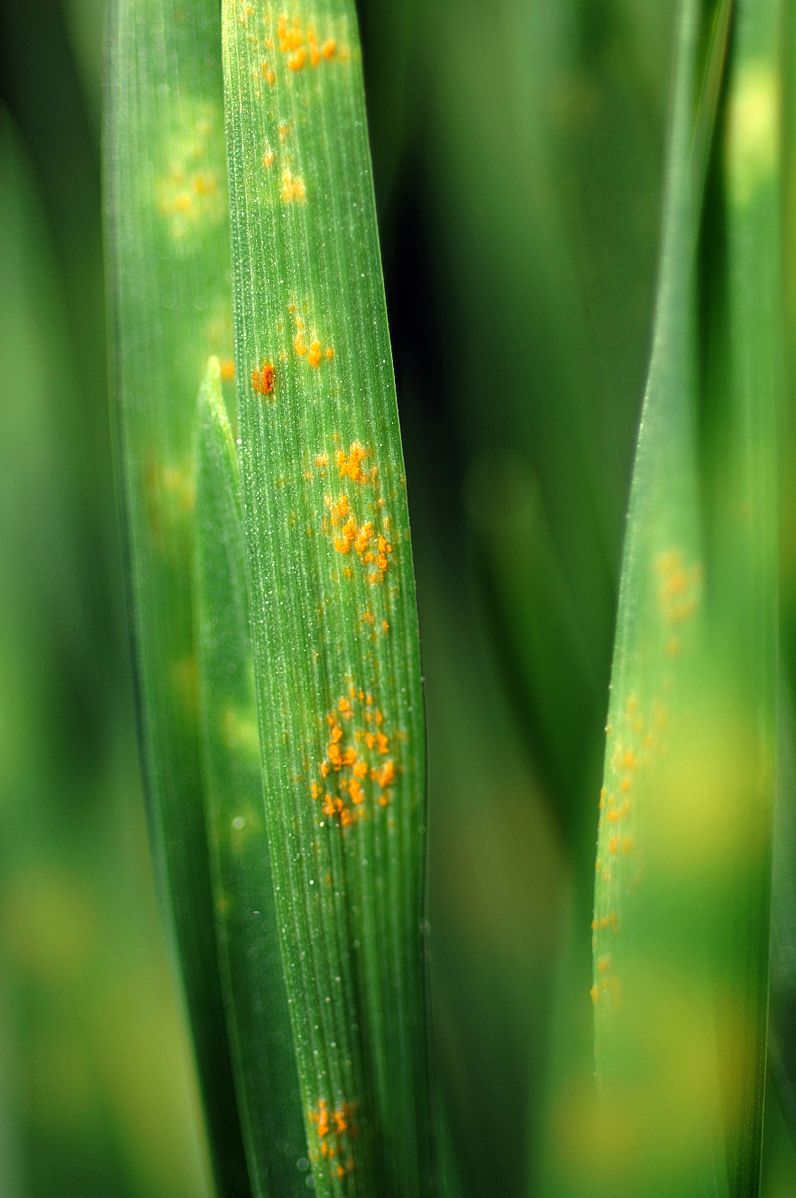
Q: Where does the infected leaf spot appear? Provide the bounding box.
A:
[325,495,393,584]
[142,456,197,549]
[156,102,225,242]
[276,14,340,73]
[337,442,375,485]
[289,306,334,365]
[281,168,306,203]
[360,610,391,639]
[314,443,394,584]
[591,972,622,1010]
[221,707,260,758]
[311,691,398,827]
[220,359,236,381]
[309,1097,358,1178]
[256,60,276,86]
[161,464,195,513]
[262,143,275,169]
[591,911,619,934]
[251,361,276,396]
[656,549,701,628]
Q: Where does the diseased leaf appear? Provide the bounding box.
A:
[590,1,780,1195]
[104,4,249,1191]
[222,3,432,1195]
[194,359,307,1194]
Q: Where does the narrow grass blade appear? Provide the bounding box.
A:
[709,1,782,1187]
[104,4,249,1191]
[770,687,796,1135]
[194,358,306,1193]
[223,4,431,1194]
[590,0,780,1194]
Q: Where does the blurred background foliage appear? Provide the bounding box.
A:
[0,1,795,1195]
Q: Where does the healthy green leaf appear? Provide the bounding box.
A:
[104,4,249,1191]
[222,3,432,1194]
[194,358,306,1194]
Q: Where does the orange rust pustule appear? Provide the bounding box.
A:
[277,15,339,72]
[311,690,397,826]
[309,1099,359,1177]
[251,361,276,396]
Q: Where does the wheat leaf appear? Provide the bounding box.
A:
[104,3,249,1190]
[222,2,432,1194]
[591,1,780,1194]
[194,358,308,1194]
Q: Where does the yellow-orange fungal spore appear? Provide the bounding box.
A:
[276,14,339,73]
[220,359,236,381]
[591,911,619,934]
[157,104,224,240]
[309,1099,358,1153]
[289,309,334,365]
[656,548,701,629]
[341,449,368,485]
[159,463,195,512]
[315,444,393,582]
[606,800,631,824]
[251,361,276,396]
[310,692,398,827]
[281,168,306,203]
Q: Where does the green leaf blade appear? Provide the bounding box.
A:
[223,4,431,1195]
[589,1,780,1194]
[194,358,308,1195]
[104,3,249,1191]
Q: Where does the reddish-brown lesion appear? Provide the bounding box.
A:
[251,360,276,396]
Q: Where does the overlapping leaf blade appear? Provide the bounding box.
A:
[194,359,307,1194]
[104,3,248,1191]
